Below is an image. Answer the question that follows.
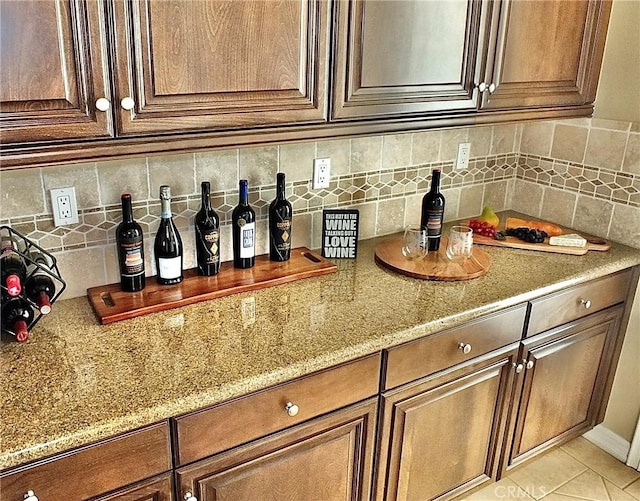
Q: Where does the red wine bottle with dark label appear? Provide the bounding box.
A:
[269,173,292,261]
[195,181,221,276]
[24,266,56,315]
[232,180,256,269]
[420,168,445,251]
[116,194,146,292]
[154,186,183,285]
[1,296,34,342]
[0,236,27,297]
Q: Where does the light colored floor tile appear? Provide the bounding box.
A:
[509,448,588,500]
[604,479,637,501]
[625,478,640,500]
[541,493,592,501]
[554,470,609,501]
[462,478,536,501]
[562,438,640,489]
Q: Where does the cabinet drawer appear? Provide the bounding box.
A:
[384,304,526,390]
[0,422,171,501]
[174,353,381,466]
[527,270,632,337]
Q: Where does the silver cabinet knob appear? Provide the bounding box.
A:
[285,401,299,417]
[580,299,592,309]
[184,492,198,501]
[488,83,496,93]
[458,342,472,355]
[477,82,487,93]
[24,491,38,501]
[95,97,110,111]
[513,362,524,374]
[525,359,534,370]
[120,96,135,110]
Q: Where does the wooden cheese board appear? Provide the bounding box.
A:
[88,247,337,324]
[471,234,611,255]
[375,235,491,281]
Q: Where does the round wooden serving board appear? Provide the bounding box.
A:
[374,235,491,281]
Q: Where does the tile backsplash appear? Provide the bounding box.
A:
[1,118,638,299]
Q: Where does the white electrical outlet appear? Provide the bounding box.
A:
[456,142,471,170]
[50,187,79,226]
[313,158,331,189]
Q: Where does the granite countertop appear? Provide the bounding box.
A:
[2,218,639,471]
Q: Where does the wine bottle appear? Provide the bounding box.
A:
[24,265,56,315]
[232,179,256,269]
[420,168,446,252]
[269,173,292,262]
[0,236,27,297]
[154,185,184,285]
[194,181,221,276]
[1,296,34,342]
[116,194,146,292]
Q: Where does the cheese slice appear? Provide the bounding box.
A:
[549,233,587,247]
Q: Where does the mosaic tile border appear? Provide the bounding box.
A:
[518,154,640,207]
[3,151,638,253]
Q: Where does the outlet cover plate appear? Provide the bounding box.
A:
[456,142,471,170]
[313,158,331,189]
[50,187,79,226]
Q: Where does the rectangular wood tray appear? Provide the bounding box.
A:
[87,247,337,324]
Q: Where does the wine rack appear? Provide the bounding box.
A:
[0,225,66,339]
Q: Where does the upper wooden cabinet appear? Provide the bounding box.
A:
[0,0,329,144]
[331,0,488,119]
[111,0,329,136]
[482,0,611,109]
[0,0,612,167]
[0,0,113,142]
[332,0,612,120]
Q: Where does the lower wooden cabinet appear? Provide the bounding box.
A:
[375,345,520,501]
[94,473,174,501]
[501,305,623,474]
[176,398,378,501]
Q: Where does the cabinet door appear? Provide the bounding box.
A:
[376,347,518,501]
[110,0,329,136]
[176,398,377,501]
[331,0,489,120]
[93,473,173,501]
[503,306,622,472]
[481,0,611,109]
[0,0,112,142]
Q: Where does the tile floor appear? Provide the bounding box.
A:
[463,437,640,501]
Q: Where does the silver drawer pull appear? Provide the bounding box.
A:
[477,82,487,92]
[580,299,592,309]
[285,401,299,417]
[513,362,524,374]
[525,360,534,370]
[24,491,38,501]
[184,492,198,501]
[488,83,496,93]
[458,342,472,355]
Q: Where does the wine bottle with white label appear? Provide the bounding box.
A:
[232,179,255,269]
[195,181,221,276]
[154,185,183,285]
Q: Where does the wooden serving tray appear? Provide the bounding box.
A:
[374,235,491,281]
[472,234,611,255]
[88,248,337,324]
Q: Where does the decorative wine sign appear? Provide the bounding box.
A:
[322,209,359,259]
